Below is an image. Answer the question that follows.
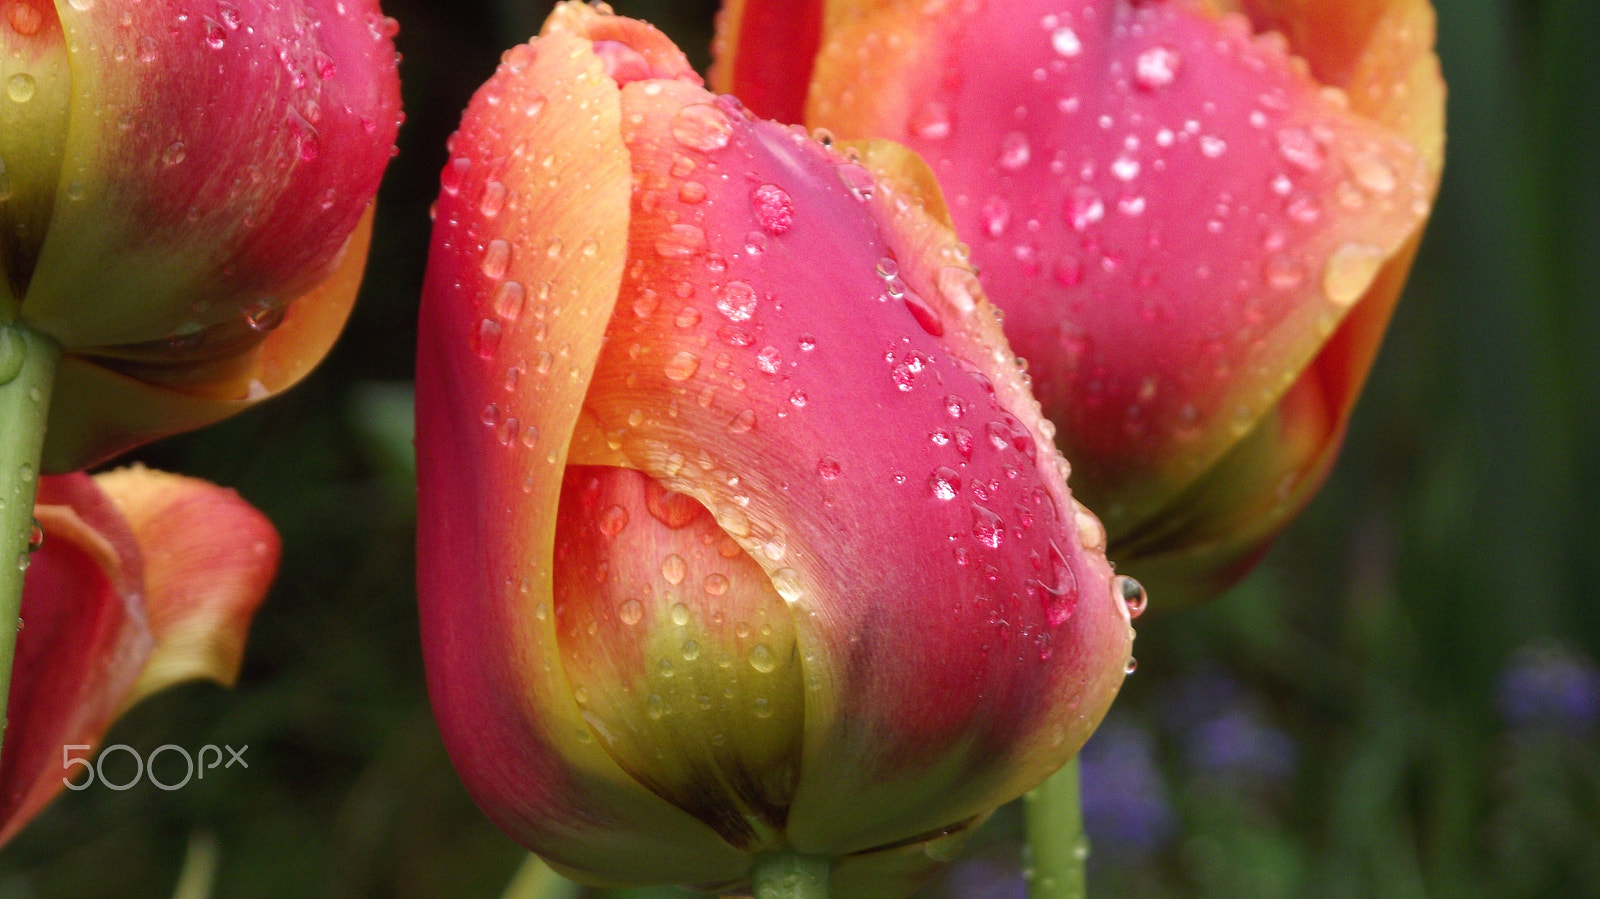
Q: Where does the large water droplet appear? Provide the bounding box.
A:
[1051,25,1082,57]
[655,223,707,258]
[1133,45,1181,90]
[597,504,630,538]
[751,183,793,235]
[661,554,687,585]
[909,101,952,139]
[930,467,961,500]
[618,599,644,625]
[971,504,1005,549]
[1114,574,1148,619]
[749,644,777,674]
[6,73,36,103]
[717,281,758,321]
[671,103,733,152]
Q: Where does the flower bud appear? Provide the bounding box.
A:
[714,0,1445,603]
[417,5,1134,893]
[0,0,402,470]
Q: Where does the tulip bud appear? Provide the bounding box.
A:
[0,467,278,844]
[417,4,1134,894]
[0,0,402,471]
[714,0,1445,603]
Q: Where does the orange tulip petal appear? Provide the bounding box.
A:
[416,10,748,884]
[0,474,151,845]
[90,465,279,708]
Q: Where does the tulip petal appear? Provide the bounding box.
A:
[708,0,824,123]
[39,208,370,473]
[90,465,279,707]
[577,73,1130,854]
[22,0,400,350]
[416,11,747,885]
[552,465,803,851]
[0,473,151,845]
[0,0,71,310]
[804,0,1441,543]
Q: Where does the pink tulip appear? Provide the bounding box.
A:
[0,467,278,844]
[0,0,402,470]
[417,4,1135,893]
[714,0,1445,602]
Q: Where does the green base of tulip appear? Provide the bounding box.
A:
[749,850,830,899]
[1023,756,1090,899]
[0,323,61,759]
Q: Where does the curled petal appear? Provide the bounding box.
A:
[0,474,150,845]
[417,12,747,885]
[0,468,277,845]
[91,465,279,706]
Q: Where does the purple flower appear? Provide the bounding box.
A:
[1497,644,1600,734]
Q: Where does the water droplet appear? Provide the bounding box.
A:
[703,574,728,596]
[670,602,691,626]
[1199,135,1227,158]
[771,568,804,603]
[618,599,644,625]
[664,351,700,381]
[998,131,1031,171]
[1111,154,1140,182]
[816,457,842,480]
[6,74,36,103]
[1115,575,1148,618]
[1276,127,1324,172]
[1125,657,1139,675]
[1051,25,1082,57]
[26,518,43,553]
[930,467,961,500]
[980,195,1011,238]
[660,554,687,586]
[480,180,508,217]
[646,694,666,720]
[1348,150,1397,194]
[671,103,733,152]
[751,183,793,235]
[480,239,511,279]
[597,504,630,538]
[493,281,526,321]
[1133,45,1181,90]
[728,409,757,433]
[749,644,777,674]
[204,19,227,49]
[971,504,1005,549]
[1322,242,1385,306]
[1067,186,1104,231]
[716,281,757,321]
[655,223,706,258]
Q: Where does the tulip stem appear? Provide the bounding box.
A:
[0,323,60,760]
[749,850,830,899]
[1023,756,1090,899]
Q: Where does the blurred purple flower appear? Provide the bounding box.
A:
[1496,644,1600,734]
[1079,717,1178,862]
[1184,708,1299,784]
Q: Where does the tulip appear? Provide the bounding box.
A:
[0,466,279,844]
[0,0,402,471]
[713,0,1446,603]
[417,4,1135,894]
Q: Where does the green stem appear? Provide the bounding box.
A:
[749,850,830,899]
[0,323,61,758]
[1023,756,1089,899]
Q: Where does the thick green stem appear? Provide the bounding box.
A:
[0,323,60,757]
[749,850,830,899]
[1023,756,1089,899]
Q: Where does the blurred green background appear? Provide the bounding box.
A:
[3,0,1597,896]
